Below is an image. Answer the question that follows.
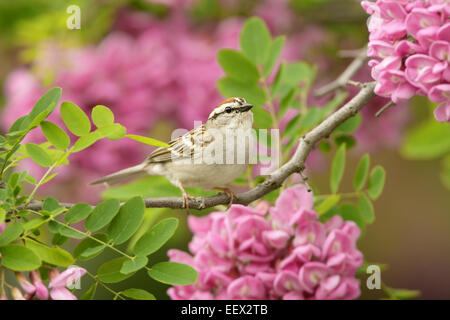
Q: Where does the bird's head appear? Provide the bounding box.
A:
[207,97,253,129]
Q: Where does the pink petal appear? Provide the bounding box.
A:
[263,230,290,249]
[378,1,407,20]
[274,271,302,295]
[438,23,450,42]
[392,82,417,103]
[227,276,266,300]
[434,102,450,122]
[48,267,86,289]
[428,84,450,102]
[298,262,330,293]
[406,8,442,38]
[50,287,77,300]
[368,40,395,58]
[429,41,450,62]
[416,26,439,50]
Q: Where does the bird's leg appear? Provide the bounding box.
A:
[177,183,194,213]
[213,186,235,208]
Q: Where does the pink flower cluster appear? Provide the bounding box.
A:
[168,185,363,300]
[1,267,86,300]
[362,0,450,122]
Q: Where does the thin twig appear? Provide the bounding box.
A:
[375,101,396,117]
[314,47,368,97]
[21,82,376,211]
[339,48,366,58]
[347,80,365,88]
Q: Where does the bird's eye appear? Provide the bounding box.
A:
[225,107,232,113]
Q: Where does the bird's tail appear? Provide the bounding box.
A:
[89,164,146,186]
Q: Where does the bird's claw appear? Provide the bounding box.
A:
[214,187,235,208]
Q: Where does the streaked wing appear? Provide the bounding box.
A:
[145,125,213,163]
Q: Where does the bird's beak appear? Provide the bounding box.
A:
[239,104,253,112]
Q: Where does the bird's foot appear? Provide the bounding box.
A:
[178,184,194,213]
[213,187,235,208]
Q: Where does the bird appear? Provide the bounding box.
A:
[90,97,254,210]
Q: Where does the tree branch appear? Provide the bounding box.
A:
[22,82,376,212]
[314,47,368,97]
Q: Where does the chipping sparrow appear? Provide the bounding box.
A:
[91,97,254,208]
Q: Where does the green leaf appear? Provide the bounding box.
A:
[217,77,267,108]
[25,143,52,167]
[98,257,136,283]
[22,218,47,231]
[108,196,145,245]
[319,141,331,153]
[42,197,60,212]
[25,239,74,267]
[0,222,23,246]
[126,135,170,148]
[24,87,62,129]
[279,87,299,118]
[353,154,370,191]
[0,208,5,225]
[40,121,70,150]
[85,199,121,232]
[8,172,19,188]
[385,287,421,300]
[284,62,314,85]
[97,124,127,141]
[121,288,156,300]
[263,36,285,77]
[24,174,37,185]
[133,218,179,257]
[81,283,97,300]
[72,132,101,152]
[217,49,259,84]
[41,173,58,184]
[91,105,114,128]
[29,111,51,129]
[401,120,450,160]
[273,62,315,96]
[322,92,348,115]
[58,225,86,239]
[368,166,386,200]
[74,233,108,260]
[240,17,272,65]
[253,108,273,128]
[334,135,356,149]
[316,195,341,215]
[283,114,302,138]
[60,101,91,136]
[338,203,365,230]
[299,107,323,130]
[48,220,61,234]
[64,203,92,223]
[52,233,69,246]
[148,262,198,285]
[0,245,41,271]
[9,115,29,133]
[271,62,285,94]
[120,256,148,274]
[336,114,361,134]
[358,194,375,224]
[330,144,346,194]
